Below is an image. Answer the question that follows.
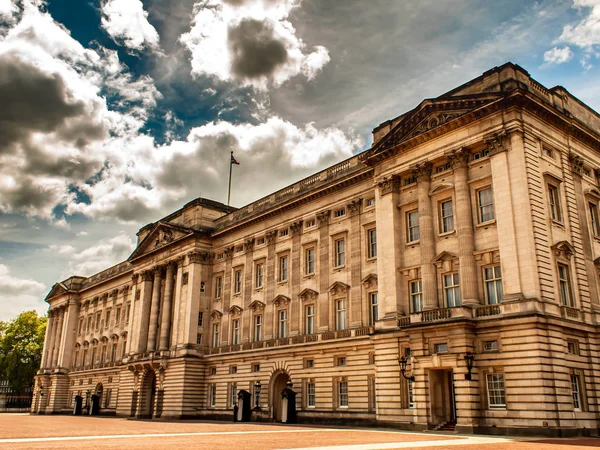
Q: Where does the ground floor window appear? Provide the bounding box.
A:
[407,380,415,408]
[338,380,348,407]
[486,373,506,409]
[210,384,217,407]
[571,374,582,411]
[307,381,315,407]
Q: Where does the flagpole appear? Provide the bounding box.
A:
[227,151,233,206]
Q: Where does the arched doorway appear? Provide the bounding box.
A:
[95,383,104,408]
[269,370,290,421]
[139,370,156,419]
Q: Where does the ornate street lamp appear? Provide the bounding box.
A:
[398,356,415,382]
[464,351,475,381]
[254,381,261,409]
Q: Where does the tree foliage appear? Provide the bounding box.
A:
[0,311,47,394]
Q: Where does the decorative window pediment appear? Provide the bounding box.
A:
[273,295,291,307]
[429,183,454,196]
[100,336,109,343]
[228,305,243,316]
[399,265,421,280]
[328,281,350,296]
[432,251,459,271]
[474,248,500,265]
[298,288,319,302]
[249,300,265,311]
[210,310,223,321]
[584,188,600,199]
[551,241,575,259]
[361,273,378,288]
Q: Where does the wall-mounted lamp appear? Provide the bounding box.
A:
[398,356,415,382]
[464,351,475,381]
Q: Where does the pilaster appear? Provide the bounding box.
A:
[348,198,363,327]
[136,271,154,354]
[159,262,176,351]
[242,239,254,343]
[290,221,303,336]
[58,297,80,369]
[317,210,331,331]
[264,231,277,339]
[146,266,164,352]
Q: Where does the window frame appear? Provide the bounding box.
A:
[486,373,506,409]
[547,183,563,223]
[410,280,423,313]
[279,255,289,282]
[305,247,315,275]
[367,228,377,259]
[305,304,315,335]
[484,265,503,305]
[255,262,264,288]
[231,318,240,345]
[212,323,220,348]
[334,238,346,267]
[253,314,263,342]
[558,263,573,307]
[338,379,349,408]
[439,199,455,234]
[477,187,495,224]
[215,276,223,299]
[406,210,420,243]
[571,374,582,411]
[307,381,316,407]
[278,309,288,338]
[589,201,600,237]
[443,273,461,307]
[335,298,347,331]
[233,269,243,294]
[369,292,378,326]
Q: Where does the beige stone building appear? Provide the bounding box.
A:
[34,63,600,436]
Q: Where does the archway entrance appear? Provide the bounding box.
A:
[139,370,156,419]
[95,383,103,409]
[269,371,290,421]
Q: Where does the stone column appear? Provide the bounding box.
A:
[264,231,277,339]
[289,221,303,336]
[169,257,185,348]
[183,252,206,346]
[51,307,65,367]
[58,297,80,368]
[221,247,234,345]
[449,148,479,307]
[146,266,163,352]
[374,175,403,322]
[159,262,176,351]
[414,162,438,310]
[136,271,154,354]
[317,210,331,331]
[42,310,56,369]
[348,199,363,327]
[242,239,254,343]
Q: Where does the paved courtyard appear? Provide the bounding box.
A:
[0,414,599,450]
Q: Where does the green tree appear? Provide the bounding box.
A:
[0,311,47,394]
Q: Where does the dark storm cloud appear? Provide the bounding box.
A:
[0,53,86,153]
[228,18,288,79]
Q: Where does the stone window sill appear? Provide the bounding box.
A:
[406,240,420,247]
[476,219,497,229]
[438,230,456,239]
[304,274,315,279]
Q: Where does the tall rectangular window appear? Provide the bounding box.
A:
[338,380,348,407]
[407,210,420,242]
[408,379,415,408]
[306,248,315,275]
[571,374,582,410]
[197,312,203,327]
[307,382,316,407]
[334,239,345,267]
[444,273,461,307]
[278,310,288,338]
[212,323,220,348]
[367,229,377,258]
[215,276,222,299]
[254,315,262,341]
[439,200,454,233]
[232,319,240,345]
[210,384,217,407]
[255,263,264,288]
[590,202,600,237]
[305,305,315,334]
[486,373,506,409]
[279,255,288,281]
[115,307,121,325]
[410,280,423,313]
[484,266,503,305]
[105,310,110,329]
[233,270,242,294]
[548,184,562,222]
[478,187,495,223]
[336,299,347,330]
[558,264,572,306]
[369,292,378,325]
[230,382,237,408]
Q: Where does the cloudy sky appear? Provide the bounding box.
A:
[0,0,599,320]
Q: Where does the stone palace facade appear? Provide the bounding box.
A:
[34,63,600,436]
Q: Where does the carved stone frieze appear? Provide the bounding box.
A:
[223,246,235,259]
[551,241,575,259]
[273,295,291,307]
[316,210,331,227]
[290,220,303,236]
[265,230,278,245]
[119,285,130,295]
[447,147,469,169]
[569,153,585,177]
[377,175,400,196]
[228,305,243,315]
[131,274,139,283]
[328,281,350,296]
[141,271,153,282]
[249,300,265,311]
[210,310,223,321]
[243,238,255,252]
[346,198,363,216]
[484,131,508,156]
[411,162,433,182]
[298,288,319,302]
[188,251,211,264]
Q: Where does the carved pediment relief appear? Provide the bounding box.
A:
[210,310,223,321]
[273,295,291,307]
[432,251,459,271]
[45,282,68,301]
[249,300,265,311]
[228,305,243,316]
[429,183,454,196]
[129,222,194,261]
[298,288,319,302]
[552,241,575,259]
[406,111,468,141]
[362,274,378,288]
[328,281,350,296]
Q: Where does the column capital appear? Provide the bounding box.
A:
[188,251,211,264]
[484,131,508,156]
[376,175,400,196]
[265,230,278,245]
[412,161,433,182]
[244,238,256,252]
[316,210,331,227]
[223,246,235,259]
[346,198,363,216]
[447,147,469,170]
[569,152,585,177]
[131,273,139,283]
[290,221,303,237]
[141,270,153,282]
[153,265,165,277]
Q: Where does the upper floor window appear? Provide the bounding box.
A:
[484,266,503,305]
[334,239,345,267]
[305,304,315,334]
[306,248,315,275]
[232,319,240,345]
[334,208,346,218]
[548,184,562,223]
[215,276,222,299]
[410,280,423,313]
[279,255,289,281]
[278,310,288,338]
[443,273,461,307]
[367,229,377,258]
[305,218,316,228]
[439,200,454,233]
[233,270,242,294]
[436,162,451,173]
[212,323,220,348]
[280,228,289,237]
[407,210,420,242]
[255,263,264,288]
[558,264,573,307]
[115,307,121,325]
[478,187,495,223]
[253,314,262,342]
[257,237,265,245]
[197,312,203,327]
[369,292,378,326]
[589,202,600,237]
[542,145,555,160]
[472,149,490,160]
[366,197,376,207]
[335,299,347,330]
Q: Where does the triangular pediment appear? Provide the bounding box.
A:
[432,251,458,264]
[249,300,265,311]
[273,295,291,306]
[129,222,194,261]
[362,273,378,287]
[228,305,243,315]
[45,282,68,301]
[361,94,502,165]
[552,241,575,258]
[328,281,350,296]
[298,288,319,301]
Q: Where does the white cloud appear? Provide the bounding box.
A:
[0,263,47,320]
[544,46,574,64]
[0,263,46,295]
[0,0,16,20]
[100,0,161,52]
[560,0,600,49]
[180,0,330,89]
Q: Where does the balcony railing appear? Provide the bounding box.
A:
[475,304,501,317]
[421,308,452,322]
